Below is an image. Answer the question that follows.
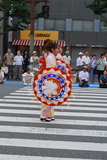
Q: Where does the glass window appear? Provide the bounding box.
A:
[73,20,83,31]
[34,20,38,30]
[83,21,93,31]
[44,19,55,30]
[55,20,65,31]
[26,20,38,30]
[100,21,107,32]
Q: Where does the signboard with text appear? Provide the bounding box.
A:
[20,30,59,41]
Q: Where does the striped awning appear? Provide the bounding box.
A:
[12,40,65,47]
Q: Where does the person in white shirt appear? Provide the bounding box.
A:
[22,68,34,86]
[78,66,89,87]
[63,51,72,66]
[14,50,23,80]
[76,52,84,71]
[0,67,4,84]
[103,52,107,66]
[82,50,90,68]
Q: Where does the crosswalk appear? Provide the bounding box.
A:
[0,86,107,160]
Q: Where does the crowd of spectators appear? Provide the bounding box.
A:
[0,47,107,88]
[76,50,107,88]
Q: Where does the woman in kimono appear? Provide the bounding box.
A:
[40,40,59,122]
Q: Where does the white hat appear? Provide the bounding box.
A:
[79,52,83,55]
[83,66,88,69]
[33,51,36,54]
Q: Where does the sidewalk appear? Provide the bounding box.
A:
[3,80,100,88]
[72,83,99,88]
[3,80,23,85]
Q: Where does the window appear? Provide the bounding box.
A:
[55,20,65,31]
[44,19,55,30]
[73,20,93,31]
[100,21,107,32]
[73,20,82,31]
[83,21,93,31]
[34,20,38,30]
[26,20,38,30]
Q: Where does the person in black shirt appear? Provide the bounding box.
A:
[23,50,30,72]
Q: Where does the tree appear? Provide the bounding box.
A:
[0,0,30,34]
[85,0,107,26]
[0,0,42,34]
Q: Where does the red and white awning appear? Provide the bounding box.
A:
[12,40,65,47]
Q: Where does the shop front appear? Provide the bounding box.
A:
[12,30,65,56]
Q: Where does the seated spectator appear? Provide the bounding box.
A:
[1,62,8,80]
[0,67,4,84]
[78,66,89,87]
[22,68,34,86]
[99,70,107,88]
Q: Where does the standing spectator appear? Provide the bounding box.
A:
[76,52,84,72]
[56,46,63,60]
[99,70,107,88]
[1,62,8,80]
[32,51,39,68]
[97,53,106,82]
[30,51,39,70]
[3,49,14,79]
[63,51,72,66]
[39,51,46,59]
[78,66,89,87]
[0,67,4,84]
[82,50,90,68]
[22,68,34,86]
[103,52,107,67]
[29,54,34,70]
[14,50,23,80]
[39,51,47,70]
[23,50,30,72]
[89,55,97,83]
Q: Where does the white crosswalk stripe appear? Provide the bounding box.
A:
[0,86,107,159]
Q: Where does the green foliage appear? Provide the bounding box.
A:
[86,0,107,15]
[0,0,42,34]
[85,0,107,26]
[0,0,30,32]
[35,10,42,19]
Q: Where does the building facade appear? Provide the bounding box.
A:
[10,0,107,68]
[0,12,3,64]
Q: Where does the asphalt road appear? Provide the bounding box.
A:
[0,84,22,99]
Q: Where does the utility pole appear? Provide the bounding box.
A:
[30,0,35,56]
[26,0,50,56]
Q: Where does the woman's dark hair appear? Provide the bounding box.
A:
[23,50,29,57]
[101,53,104,57]
[44,39,58,52]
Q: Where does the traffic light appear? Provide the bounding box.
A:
[42,4,49,19]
